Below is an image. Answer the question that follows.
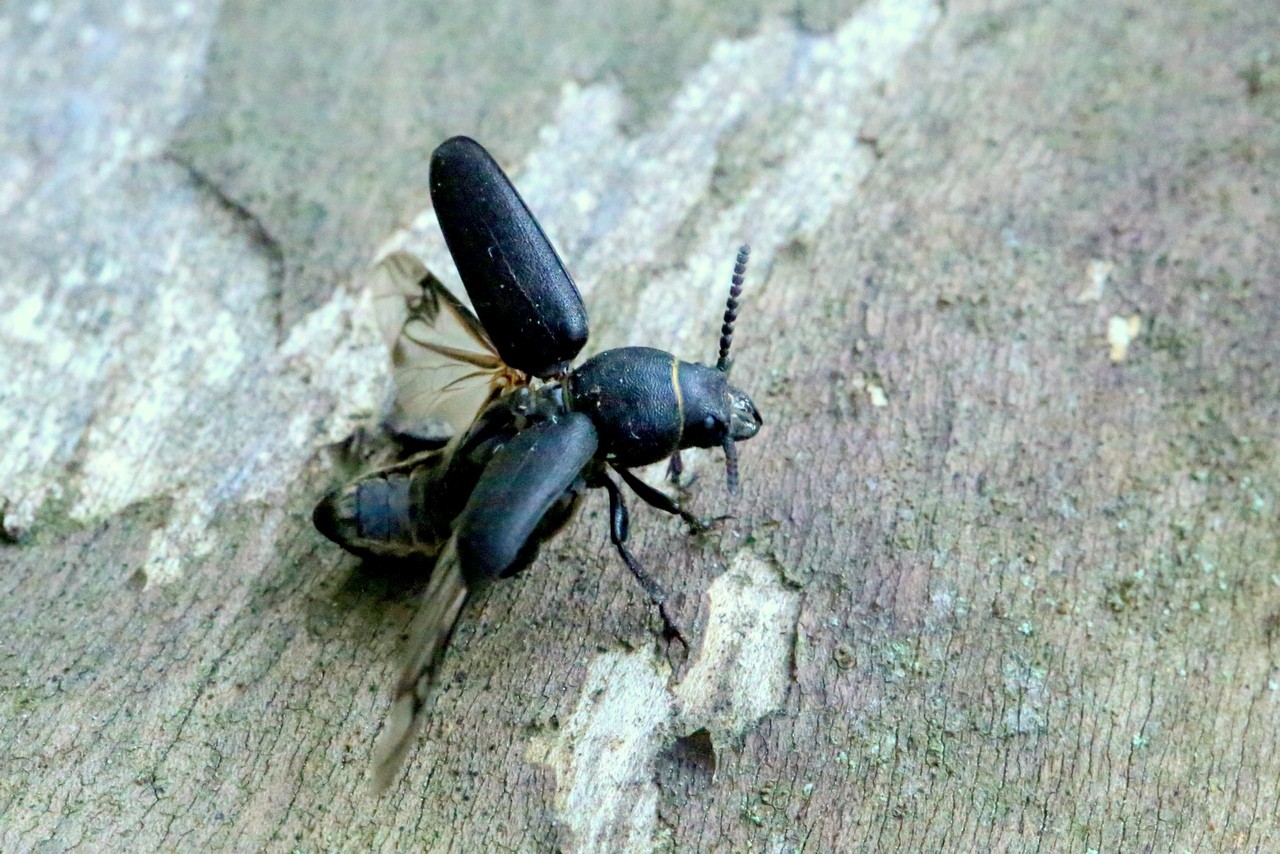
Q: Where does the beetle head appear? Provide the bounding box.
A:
[677,368,761,496]
[728,386,762,441]
[720,384,761,494]
[680,368,760,442]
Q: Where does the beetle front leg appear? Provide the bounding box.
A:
[613,465,726,534]
[665,451,683,485]
[599,474,687,646]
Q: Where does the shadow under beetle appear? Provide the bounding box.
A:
[312,136,762,790]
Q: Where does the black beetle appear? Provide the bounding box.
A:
[313,137,762,789]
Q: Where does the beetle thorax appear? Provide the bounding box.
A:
[566,346,686,468]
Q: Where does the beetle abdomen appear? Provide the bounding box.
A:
[313,463,453,561]
[567,346,683,468]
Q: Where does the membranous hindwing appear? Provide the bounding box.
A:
[370,251,528,446]
[312,251,534,563]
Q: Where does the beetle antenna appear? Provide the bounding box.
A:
[715,245,750,374]
[722,434,740,495]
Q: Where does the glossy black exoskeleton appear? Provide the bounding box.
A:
[312,137,762,789]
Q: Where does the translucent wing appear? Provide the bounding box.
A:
[370,251,524,445]
[371,416,596,792]
[371,539,469,792]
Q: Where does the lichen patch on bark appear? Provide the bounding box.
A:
[525,651,671,851]
[526,550,799,847]
[674,552,801,746]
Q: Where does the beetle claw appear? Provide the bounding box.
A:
[655,600,689,649]
[685,512,734,535]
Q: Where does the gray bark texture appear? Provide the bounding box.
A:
[2,0,1278,850]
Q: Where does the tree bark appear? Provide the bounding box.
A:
[2,0,1277,850]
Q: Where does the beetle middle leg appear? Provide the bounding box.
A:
[597,473,688,646]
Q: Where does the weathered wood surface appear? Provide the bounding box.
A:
[2,0,1277,850]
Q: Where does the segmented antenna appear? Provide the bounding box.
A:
[715,245,750,373]
[722,434,741,495]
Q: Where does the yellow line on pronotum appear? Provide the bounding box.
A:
[671,357,684,449]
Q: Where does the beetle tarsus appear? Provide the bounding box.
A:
[618,543,688,648]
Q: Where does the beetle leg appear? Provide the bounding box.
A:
[613,465,725,534]
[665,450,684,485]
[663,450,702,493]
[599,473,688,647]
